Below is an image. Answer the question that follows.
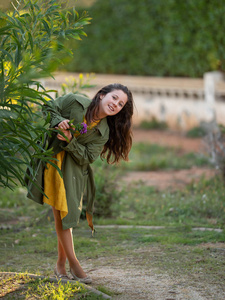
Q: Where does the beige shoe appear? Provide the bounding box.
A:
[70,268,92,284]
[54,265,69,279]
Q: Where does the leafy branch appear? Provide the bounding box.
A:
[0,0,91,189]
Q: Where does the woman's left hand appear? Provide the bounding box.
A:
[55,127,72,142]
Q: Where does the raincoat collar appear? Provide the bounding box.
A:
[75,94,108,137]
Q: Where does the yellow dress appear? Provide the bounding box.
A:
[43,120,99,220]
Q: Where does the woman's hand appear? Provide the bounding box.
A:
[56,119,72,142]
[58,119,70,130]
[56,127,72,142]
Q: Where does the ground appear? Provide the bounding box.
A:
[84,130,223,300]
[1,129,224,300]
[123,129,216,190]
[84,242,225,300]
[133,129,202,153]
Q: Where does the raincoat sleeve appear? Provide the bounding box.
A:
[42,93,76,128]
[61,133,109,165]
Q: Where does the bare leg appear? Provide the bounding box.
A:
[52,207,87,278]
[56,239,67,275]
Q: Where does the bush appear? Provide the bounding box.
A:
[0,0,90,188]
[82,158,122,218]
[186,126,208,138]
[92,159,121,217]
[64,0,225,77]
[138,118,168,130]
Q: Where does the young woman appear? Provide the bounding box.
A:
[26,83,134,283]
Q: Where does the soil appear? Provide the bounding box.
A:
[123,129,217,190]
[132,129,202,153]
[123,167,217,191]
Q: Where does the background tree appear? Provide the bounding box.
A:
[0,0,90,189]
[66,0,225,77]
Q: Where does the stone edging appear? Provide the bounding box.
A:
[95,225,223,233]
[1,224,223,233]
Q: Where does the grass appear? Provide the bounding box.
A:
[90,142,213,218]
[107,175,225,228]
[91,156,224,228]
[110,142,211,172]
[1,147,224,230]
[0,273,104,299]
[1,221,224,269]
[1,222,225,297]
[0,141,225,298]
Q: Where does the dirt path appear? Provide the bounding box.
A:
[90,265,217,300]
[123,167,217,191]
[83,243,225,300]
[132,129,203,153]
[124,129,216,190]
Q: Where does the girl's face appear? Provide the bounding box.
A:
[98,89,128,118]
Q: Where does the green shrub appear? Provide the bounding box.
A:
[64,0,225,77]
[93,160,122,217]
[186,126,208,138]
[138,118,168,130]
[82,159,122,218]
[0,0,90,189]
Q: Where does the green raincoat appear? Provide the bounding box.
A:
[26,93,109,230]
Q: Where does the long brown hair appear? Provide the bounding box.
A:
[85,83,134,164]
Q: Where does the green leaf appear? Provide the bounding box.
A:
[28,32,34,51]
[0,25,13,35]
[41,19,51,37]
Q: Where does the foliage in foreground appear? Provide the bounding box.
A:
[0,0,90,189]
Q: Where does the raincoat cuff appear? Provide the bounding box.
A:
[51,116,67,128]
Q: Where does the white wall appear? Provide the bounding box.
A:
[43,72,225,131]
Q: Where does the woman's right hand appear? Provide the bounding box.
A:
[56,127,72,142]
[56,119,72,142]
[57,119,70,130]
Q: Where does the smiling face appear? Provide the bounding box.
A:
[98,89,128,119]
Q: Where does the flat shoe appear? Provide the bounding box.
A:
[70,268,92,284]
[54,265,69,279]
